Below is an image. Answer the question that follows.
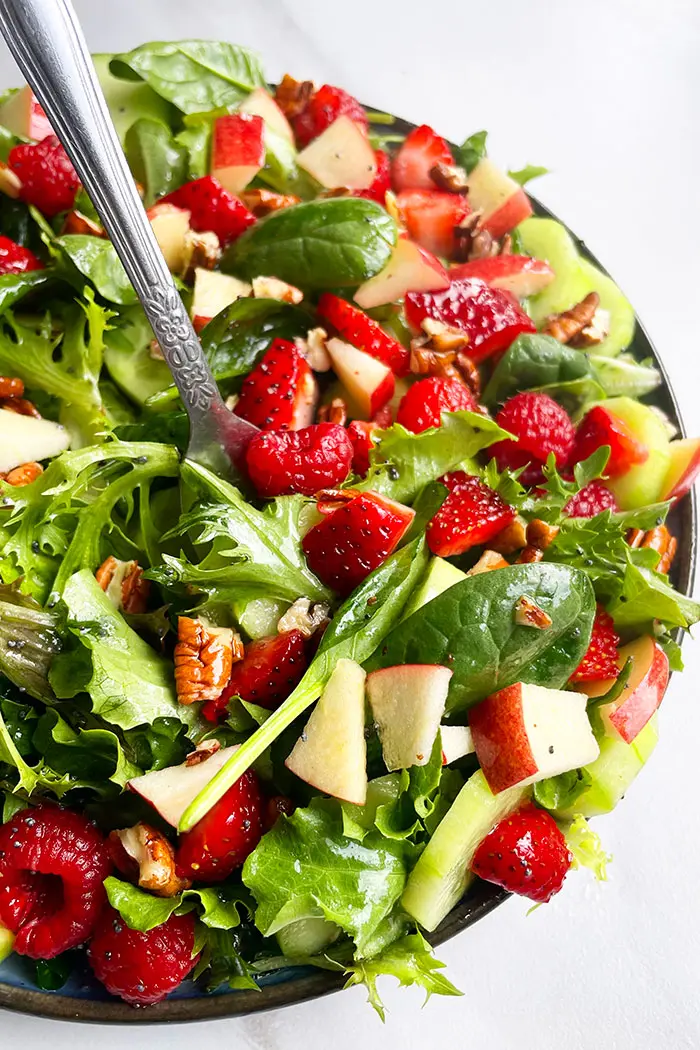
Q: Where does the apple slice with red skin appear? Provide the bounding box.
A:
[127,746,239,828]
[239,87,293,143]
[191,268,251,332]
[366,664,453,771]
[0,85,52,140]
[465,158,533,239]
[211,113,265,195]
[450,255,555,299]
[146,202,191,272]
[660,437,700,502]
[325,337,394,418]
[580,635,670,744]
[354,237,449,309]
[298,115,377,190]
[440,724,474,765]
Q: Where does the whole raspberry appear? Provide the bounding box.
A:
[9,136,78,217]
[88,907,198,1006]
[0,805,111,959]
[0,235,44,275]
[246,422,353,497]
[490,392,575,480]
[564,480,619,518]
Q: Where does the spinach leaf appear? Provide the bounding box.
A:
[110,41,266,114]
[54,235,136,305]
[507,164,549,186]
[93,53,177,144]
[0,271,53,315]
[457,130,487,173]
[483,333,603,408]
[103,305,173,406]
[175,124,211,180]
[0,583,61,701]
[222,198,397,289]
[366,563,596,712]
[124,118,188,206]
[0,195,45,252]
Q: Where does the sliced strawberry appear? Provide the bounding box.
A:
[175,769,264,881]
[450,255,555,299]
[396,189,470,258]
[317,293,409,375]
[246,422,353,497]
[570,606,620,682]
[161,175,256,246]
[564,480,619,518]
[391,124,453,192]
[396,376,477,433]
[354,149,391,204]
[571,405,649,478]
[302,490,414,595]
[426,473,516,557]
[490,392,575,479]
[0,235,43,275]
[293,84,368,148]
[405,276,536,363]
[9,136,78,217]
[234,338,317,431]
[347,419,379,475]
[203,630,308,723]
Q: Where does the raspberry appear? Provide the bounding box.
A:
[396,376,477,433]
[0,805,111,959]
[293,84,368,148]
[570,606,620,682]
[0,235,44,275]
[426,472,516,557]
[176,769,265,882]
[471,803,571,904]
[490,392,575,479]
[354,149,391,205]
[9,136,78,217]
[245,423,353,497]
[564,480,619,518]
[88,907,198,1006]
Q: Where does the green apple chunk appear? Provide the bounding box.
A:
[402,557,467,620]
[0,923,14,963]
[597,397,671,509]
[517,218,591,324]
[402,769,529,931]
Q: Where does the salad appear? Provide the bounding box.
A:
[0,39,697,1018]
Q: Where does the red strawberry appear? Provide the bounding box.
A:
[396,189,470,258]
[88,907,198,1006]
[161,175,256,246]
[490,392,575,480]
[405,277,536,362]
[426,473,516,557]
[0,235,43,274]
[571,405,649,477]
[396,376,477,433]
[0,805,111,959]
[9,136,78,217]
[234,338,317,431]
[391,124,453,191]
[564,480,619,518]
[354,149,391,204]
[264,795,296,830]
[317,292,409,375]
[347,419,379,475]
[302,490,414,595]
[204,630,308,722]
[176,769,265,882]
[246,422,353,497]
[293,84,368,148]
[471,803,572,904]
[570,605,620,682]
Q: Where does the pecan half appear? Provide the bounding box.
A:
[490,517,528,554]
[61,209,105,237]
[2,462,43,487]
[241,188,301,217]
[430,161,469,194]
[541,292,601,344]
[295,327,332,372]
[514,594,552,629]
[317,397,347,426]
[252,275,304,305]
[277,597,331,638]
[174,616,240,705]
[627,524,677,574]
[0,376,24,399]
[526,518,560,550]
[0,397,41,418]
[467,550,509,576]
[109,823,191,897]
[409,343,459,380]
[180,228,221,283]
[95,556,151,614]
[274,74,315,120]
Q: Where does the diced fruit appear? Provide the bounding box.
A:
[660,437,700,502]
[449,255,555,299]
[211,113,265,194]
[325,337,394,418]
[8,136,78,217]
[426,472,516,557]
[298,116,377,190]
[517,217,592,325]
[347,419,378,475]
[391,124,453,192]
[490,391,575,477]
[0,162,21,199]
[209,631,308,720]
[402,556,467,620]
[191,268,251,330]
[127,746,240,827]
[354,149,391,204]
[317,292,409,375]
[405,276,536,363]
[401,769,529,931]
[175,769,264,881]
[465,158,533,239]
[572,404,648,477]
[146,202,191,272]
[235,338,317,431]
[440,724,474,764]
[366,664,452,770]
[302,490,414,595]
[276,917,340,957]
[0,924,14,963]
[580,635,669,744]
[0,86,52,140]
[293,84,368,148]
[246,422,354,497]
[396,189,470,258]
[396,376,477,433]
[0,409,69,473]
[471,803,571,903]
[569,606,620,683]
[0,235,43,275]
[161,176,256,247]
[286,658,368,803]
[596,397,670,509]
[354,237,450,309]
[563,480,619,518]
[240,86,294,143]
[469,682,600,794]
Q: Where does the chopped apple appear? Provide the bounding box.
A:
[580,635,669,744]
[366,664,453,771]
[450,255,555,298]
[440,724,474,765]
[598,397,671,510]
[298,116,376,190]
[239,87,294,143]
[465,158,533,239]
[191,268,251,330]
[0,162,21,199]
[147,202,191,272]
[127,745,239,828]
[211,113,265,195]
[0,409,70,472]
[469,682,600,794]
[0,85,52,140]
[325,337,394,418]
[660,437,700,502]
[354,237,450,309]
[285,658,367,804]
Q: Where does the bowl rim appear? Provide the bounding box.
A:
[0,109,696,1025]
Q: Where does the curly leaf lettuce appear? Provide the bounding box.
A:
[0,583,61,701]
[104,875,251,932]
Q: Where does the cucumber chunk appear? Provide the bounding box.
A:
[517,218,590,324]
[276,917,341,958]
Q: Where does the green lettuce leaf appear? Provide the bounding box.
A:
[54,235,137,305]
[534,768,592,811]
[457,130,487,173]
[104,875,251,932]
[32,708,141,789]
[0,583,61,701]
[507,164,549,186]
[565,814,612,881]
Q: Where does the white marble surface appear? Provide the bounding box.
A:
[2,0,700,1046]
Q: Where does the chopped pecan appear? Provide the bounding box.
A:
[295,327,332,372]
[0,161,22,199]
[185,739,222,767]
[500,233,513,256]
[225,393,239,412]
[570,308,610,349]
[409,343,459,380]
[274,74,315,119]
[95,556,151,614]
[541,292,601,344]
[277,597,331,638]
[467,550,509,576]
[0,397,41,418]
[180,228,221,283]
[420,317,470,353]
[109,823,190,897]
[513,594,552,629]
[455,352,481,397]
[317,397,347,426]
[517,545,544,564]
[628,524,677,575]
[430,161,469,194]
[61,209,105,237]
[252,275,304,305]
[0,376,24,399]
[490,517,528,554]
[3,462,43,487]
[526,518,560,550]
[241,188,301,217]
[384,190,403,227]
[174,616,239,705]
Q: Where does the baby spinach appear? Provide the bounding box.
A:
[175,124,211,180]
[483,333,603,408]
[457,130,487,173]
[124,118,189,205]
[55,235,136,305]
[507,164,549,187]
[366,563,596,712]
[222,198,397,289]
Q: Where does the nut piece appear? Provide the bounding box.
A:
[0,397,41,418]
[95,556,151,614]
[109,823,191,897]
[241,188,301,217]
[277,597,331,638]
[0,161,22,199]
[174,616,240,705]
[149,338,165,361]
[455,352,482,397]
[274,73,315,120]
[0,376,24,399]
[252,275,304,305]
[180,228,221,283]
[628,524,677,575]
[185,739,222,767]
[517,545,544,564]
[429,161,469,194]
[317,397,347,426]
[1,461,43,487]
[384,189,403,227]
[569,308,610,349]
[61,209,105,237]
[467,550,509,576]
[295,327,332,372]
[513,594,553,629]
[526,518,560,551]
[490,517,528,554]
[541,292,601,344]
[421,317,470,353]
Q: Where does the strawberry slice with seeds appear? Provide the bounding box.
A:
[161,175,256,246]
[450,255,555,299]
[0,235,43,274]
[246,422,353,497]
[569,606,620,682]
[405,276,536,362]
[203,630,308,723]
[571,405,649,477]
[293,84,368,148]
[396,376,477,433]
[347,419,379,475]
[317,293,409,375]
[354,149,391,204]
[302,490,414,595]
[9,135,78,217]
[426,472,516,557]
[234,338,317,431]
[396,189,470,258]
[564,480,619,518]
[175,769,265,881]
[391,124,453,191]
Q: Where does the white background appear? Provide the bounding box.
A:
[2,0,700,1046]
